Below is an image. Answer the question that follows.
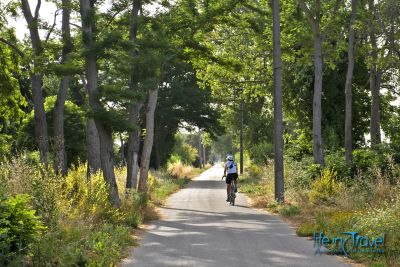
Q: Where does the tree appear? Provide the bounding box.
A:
[298,0,343,165]
[79,0,120,206]
[53,0,73,175]
[272,0,284,203]
[20,0,49,164]
[126,0,143,190]
[368,0,382,146]
[344,0,357,164]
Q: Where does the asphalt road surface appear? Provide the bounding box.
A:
[122,165,349,267]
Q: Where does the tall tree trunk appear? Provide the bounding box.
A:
[81,75,102,174]
[126,0,143,190]
[80,0,120,206]
[239,100,244,174]
[312,32,325,166]
[54,77,70,175]
[126,102,143,189]
[86,118,101,174]
[272,0,284,203]
[368,0,381,146]
[198,131,203,168]
[345,0,357,164]
[138,89,159,193]
[20,0,49,164]
[299,0,325,166]
[54,0,73,175]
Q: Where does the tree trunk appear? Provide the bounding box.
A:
[272,0,284,203]
[370,68,382,146]
[138,89,159,193]
[198,131,203,168]
[54,0,72,175]
[345,0,357,164]
[21,0,49,164]
[240,100,244,174]
[54,77,71,175]
[126,0,142,190]
[368,0,382,146]
[312,32,325,166]
[80,0,120,206]
[126,102,143,190]
[86,118,101,174]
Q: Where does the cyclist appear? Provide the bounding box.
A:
[222,154,238,202]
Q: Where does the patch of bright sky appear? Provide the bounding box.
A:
[10,0,162,40]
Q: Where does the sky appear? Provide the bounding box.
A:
[11,0,161,40]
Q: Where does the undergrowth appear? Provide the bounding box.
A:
[241,152,400,267]
[0,157,200,266]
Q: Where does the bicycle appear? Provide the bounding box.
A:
[229,180,237,206]
[222,175,237,206]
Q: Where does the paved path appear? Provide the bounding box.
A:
[122,165,349,267]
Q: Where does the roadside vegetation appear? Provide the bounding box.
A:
[0,139,204,266]
[240,145,400,267]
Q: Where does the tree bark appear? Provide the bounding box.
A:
[54,0,73,176]
[126,0,143,190]
[272,0,284,203]
[240,100,244,174]
[80,0,120,206]
[345,0,357,164]
[20,0,49,164]
[368,0,381,146]
[299,0,325,166]
[126,102,143,190]
[138,89,159,193]
[312,33,325,166]
[86,118,102,174]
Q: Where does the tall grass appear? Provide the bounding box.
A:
[241,154,400,266]
[0,157,201,266]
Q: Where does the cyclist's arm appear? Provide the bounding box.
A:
[223,164,227,177]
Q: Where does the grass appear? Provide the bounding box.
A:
[0,158,202,266]
[240,160,400,267]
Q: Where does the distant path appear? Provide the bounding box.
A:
[122,165,349,267]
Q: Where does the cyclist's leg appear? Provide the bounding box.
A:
[226,174,232,201]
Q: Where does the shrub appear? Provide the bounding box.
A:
[278,204,301,217]
[297,222,317,237]
[62,165,119,224]
[308,169,342,204]
[249,141,273,165]
[0,194,45,266]
[167,161,193,178]
[325,150,351,180]
[247,164,263,180]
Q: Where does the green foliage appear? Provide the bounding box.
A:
[278,204,301,217]
[308,169,343,204]
[247,163,263,180]
[248,142,273,165]
[296,222,317,237]
[18,96,87,166]
[0,194,45,266]
[285,129,313,161]
[170,133,198,165]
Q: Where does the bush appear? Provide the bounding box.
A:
[167,161,193,178]
[278,204,301,217]
[62,165,120,224]
[308,169,342,204]
[0,194,45,266]
[296,222,317,237]
[249,141,273,165]
[325,150,351,180]
[247,164,263,180]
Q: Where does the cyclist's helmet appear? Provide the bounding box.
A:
[226,154,234,161]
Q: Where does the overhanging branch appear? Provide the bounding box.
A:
[0,37,25,57]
